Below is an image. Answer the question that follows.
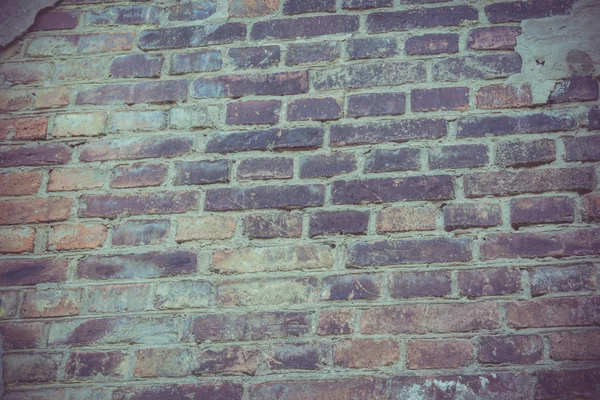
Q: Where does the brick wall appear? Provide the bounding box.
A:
[0,0,599,398]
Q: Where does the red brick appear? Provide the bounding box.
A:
[0,258,68,286]
[429,144,488,169]
[80,192,199,218]
[27,33,135,57]
[252,15,359,39]
[530,263,596,296]
[485,0,575,23]
[334,338,399,368]
[22,289,82,318]
[3,353,61,384]
[535,369,600,400]
[0,115,48,140]
[458,267,521,297]
[266,343,330,370]
[174,160,231,185]
[193,71,308,98]
[48,224,107,250]
[468,26,521,50]
[0,227,35,253]
[65,351,129,380]
[404,33,459,55]
[227,100,281,125]
[390,270,451,298]
[76,80,187,105]
[367,6,478,33]
[0,198,72,225]
[478,335,543,364]
[317,308,355,335]
[309,210,369,237]
[507,296,599,328]
[0,322,44,349]
[510,196,574,227]
[406,339,473,369]
[0,144,72,167]
[287,97,341,121]
[112,384,243,400]
[443,202,500,231]
[412,87,469,112]
[476,84,533,108]
[111,163,167,188]
[0,172,42,196]
[583,193,600,222]
[0,89,35,111]
[244,212,302,239]
[321,273,381,301]
[206,184,325,211]
[230,0,279,17]
[549,331,600,360]
[564,135,600,162]
[250,377,386,400]
[196,346,261,375]
[330,118,445,146]
[459,112,575,137]
[33,10,80,30]
[48,168,105,191]
[139,23,245,50]
[495,139,556,167]
[0,62,53,84]
[237,157,293,180]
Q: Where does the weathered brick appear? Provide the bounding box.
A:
[174,160,230,185]
[80,191,199,218]
[22,289,81,318]
[4,388,108,400]
[48,224,107,250]
[343,0,392,9]
[322,273,381,300]
[507,296,599,328]
[0,171,42,196]
[406,339,473,369]
[368,6,478,33]
[212,244,333,274]
[443,202,501,231]
[155,281,212,310]
[364,148,420,173]
[458,112,575,137]
[230,0,278,17]
[334,339,399,368]
[300,152,356,178]
[35,86,71,109]
[0,89,35,111]
[250,377,387,400]
[476,84,533,108]
[88,284,153,313]
[48,168,105,192]
[468,26,521,50]
[217,277,317,306]
[511,196,574,227]
[65,351,129,380]
[404,33,459,55]
[196,346,261,375]
[284,0,335,14]
[310,210,369,237]
[252,15,359,40]
[77,250,197,280]
[331,118,445,147]
[0,291,18,318]
[170,106,215,129]
[138,23,246,50]
[112,383,242,400]
[266,343,329,370]
[564,135,600,162]
[348,37,397,60]
[535,369,600,400]
[0,258,68,286]
[167,1,217,21]
[0,198,72,225]
[0,115,47,140]
[288,97,341,121]
[332,175,454,205]
[176,216,236,242]
[412,87,469,112]
[347,237,471,267]
[495,139,556,167]
[583,193,600,222]
[317,308,355,335]
[485,0,575,23]
[464,168,595,197]
[170,50,222,74]
[478,335,543,364]
[589,106,600,130]
[112,219,170,246]
[227,100,280,125]
[244,212,302,238]
[0,322,44,349]
[86,5,159,25]
[111,163,167,188]
[33,10,80,30]
[54,112,107,137]
[207,127,323,153]
[0,227,35,254]
[430,144,488,169]
[80,136,193,162]
[3,353,61,384]
[237,157,293,180]
[26,33,135,57]
[390,270,451,298]
[530,263,596,296]
[206,184,325,211]
[76,80,187,105]
[549,331,600,361]
[229,45,280,69]
[458,267,521,297]
[55,57,109,81]
[286,41,340,66]
[193,70,308,98]
[347,92,405,118]
[0,143,71,167]
[133,348,194,377]
[361,302,499,334]
[312,61,425,90]
[376,205,436,233]
[433,54,522,81]
[110,54,163,78]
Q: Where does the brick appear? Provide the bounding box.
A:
[377,205,436,233]
[252,15,358,40]
[155,281,212,309]
[217,277,317,306]
[0,115,48,140]
[35,87,70,109]
[390,270,451,299]
[77,250,197,280]
[206,184,325,211]
[113,384,242,400]
[334,339,398,368]
[343,0,392,9]
[589,106,600,130]
[284,0,335,14]
[300,152,356,178]
[26,33,135,57]
[0,144,72,167]
[133,348,194,377]
[76,80,187,105]
[3,353,61,384]
[433,54,522,81]
[111,163,167,188]
[170,106,215,129]
[206,127,323,153]
[196,346,261,375]
[430,144,488,169]
[48,224,107,250]
[485,0,575,23]
[110,54,163,78]
[495,139,556,167]
[348,237,471,267]
[53,112,107,137]
[33,10,80,30]
[476,84,533,109]
[404,33,459,55]
[364,148,420,173]
[535,369,600,400]
[464,168,595,197]
[4,388,108,400]
[583,193,600,222]
[0,227,35,253]
[0,291,18,317]
[412,87,469,112]
[88,284,153,313]
[286,41,340,66]
[48,168,105,192]
[80,136,193,162]
[138,23,246,50]
[80,192,199,218]
[458,267,521,297]
[0,90,35,111]
[186,312,311,343]
[250,377,387,400]
[193,70,308,98]
[549,331,600,360]
[229,45,279,69]
[0,258,68,286]
[65,351,129,380]
[288,97,341,121]
[170,50,222,74]
[230,0,278,17]
[564,135,600,162]
[458,112,575,137]
[237,157,293,180]
[348,37,397,60]
[244,212,302,238]
[479,335,543,364]
[530,263,596,296]
[361,302,499,334]
[212,244,333,274]
[0,172,42,196]
[312,61,425,90]
[317,308,354,335]
[310,210,369,237]
[331,118,445,147]
[0,198,72,225]
[367,6,478,33]
[443,202,501,230]
[176,216,236,242]
[112,219,170,246]
[511,196,574,227]
[406,339,472,369]
[0,322,44,349]
[55,58,109,81]
[227,100,281,125]
[266,343,329,370]
[507,296,599,328]
[468,26,521,50]
[174,160,230,185]
[332,175,454,205]
[22,289,81,318]
[167,1,217,21]
[86,5,159,25]
[321,273,381,300]
[347,92,405,118]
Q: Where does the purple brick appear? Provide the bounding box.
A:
[287,98,341,121]
[347,37,397,60]
[286,41,340,66]
[310,211,370,237]
[284,0,336,14]
[226,100,281,125]
[251,15,359,40]
[405,33,459,55]
[364,148,420,173]
[228,46,280,69]
[206,127,323,154]
[429,144,489,169]
[170,50,222,74]
[367,6,478,33]
[300,153,356,178]
[205,185,325,211]
[347,92,405,118]
[110,54,163,78]
[174,160,230,185]
[238,158,293,180]
[138,23,246,50]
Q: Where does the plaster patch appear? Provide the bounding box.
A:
[0,0,59,48]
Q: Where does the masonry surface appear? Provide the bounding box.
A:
[0,0,599,398]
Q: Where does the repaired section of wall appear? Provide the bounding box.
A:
[0,0,60,48]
